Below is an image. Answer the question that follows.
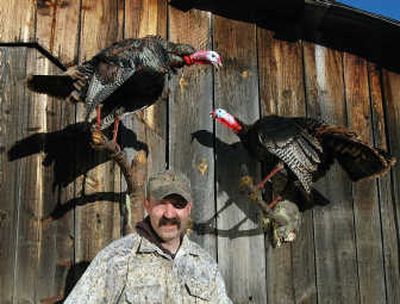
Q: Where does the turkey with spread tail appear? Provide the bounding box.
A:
[211,108,396,207]
[28,36,222,142]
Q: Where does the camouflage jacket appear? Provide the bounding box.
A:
[64,233,232,303]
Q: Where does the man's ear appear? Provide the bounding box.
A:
[187,201,193,213]
[144,199,151,213]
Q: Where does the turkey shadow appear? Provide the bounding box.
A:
[8,121,148,223]
[191,130,330,238]
[192,198,264,239]
[8,121,148,190]
[171,0,400,73]
[41,191,127,226]
[191,129,264,238]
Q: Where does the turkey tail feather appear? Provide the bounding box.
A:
[320,127,396,181]
[27,75,74,98]
[335,142,395,181]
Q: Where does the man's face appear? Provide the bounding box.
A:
[144,194,192,243]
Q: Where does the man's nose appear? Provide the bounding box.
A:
[163,202,177,218]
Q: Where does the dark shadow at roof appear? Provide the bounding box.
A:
[171,0,400,72]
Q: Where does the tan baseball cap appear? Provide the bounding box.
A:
[146,170,193,203]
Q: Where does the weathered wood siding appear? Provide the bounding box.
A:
[1,1,399,303]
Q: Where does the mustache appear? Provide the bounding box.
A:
[158,216,181,228]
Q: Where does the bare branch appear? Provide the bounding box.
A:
[91,130,147,235]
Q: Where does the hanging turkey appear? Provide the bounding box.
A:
[28,35,222,142]
[211,108,396,208]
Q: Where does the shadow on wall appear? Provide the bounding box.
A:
[191,130,264,239]
[190,129,331,239]
[190,130,257,239]
[7,121,148,222]
[171,0,400,73]
[8,122,148,188]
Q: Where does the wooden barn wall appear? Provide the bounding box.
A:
[0,1,399,303]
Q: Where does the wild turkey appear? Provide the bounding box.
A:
[28,36,222,142]
[211,108,396,207]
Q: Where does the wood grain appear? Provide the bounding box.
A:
[2,47,42,303]
[36,0,81,66]
[124,0,167,141]
[369,63,400,304]
[344,53,385,304]
[0,47,23,304]
[258,28,316,304]
[0,2,400,302]
[303,43,359,303]
[168,5,215,255]
[0,0,35,42]
[125,0,167,39]
[122,0,168,231]
[27,51,76,301]
[74,0,124,263]
[79,0,124,60]
[381,68,400,304]
[214,15,266,303]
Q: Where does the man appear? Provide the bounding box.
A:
[64,170,232,303]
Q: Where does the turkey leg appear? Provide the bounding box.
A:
[257,163,285,209]
[268,195,282,209]
[257,162,284,190]
[96,105,101,130]
[112,116,120,143]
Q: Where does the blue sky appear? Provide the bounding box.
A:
[339,0,400,21]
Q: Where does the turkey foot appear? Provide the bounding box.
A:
[91,129,107,146]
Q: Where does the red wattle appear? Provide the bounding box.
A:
[231,121,243,133]
[217,117,242,133]
[183,55,194,65]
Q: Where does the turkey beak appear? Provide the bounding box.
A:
[209,110,216,119]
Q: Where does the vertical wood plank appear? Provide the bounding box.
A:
[75,0,124,263]
[381,69,400,303]
[5,47,42,303]
[258,30,306,116]
[124,0,168,170]
[26,53,76,301]
[125,0,167,39]
[124,0,167,149]
[9,47,39,303]
[36,0,81,66]
[0,47,25,304]
[369,63,400,304]
[168,7,215,255]
[53,81,92,300]
[303,43,359,303]
[79,0,124,60]
[17,48,62,304]
[382,69,400,210]
[344,53,385,304]
[258,28,316,304]
[24,48,57,303]
[123,0,168,230]
[214,16,266,303]
[0,0,36,42]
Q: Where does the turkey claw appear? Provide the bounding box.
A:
[261,200,301,248]
[239,175,262,203]
[91,130,107,146]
